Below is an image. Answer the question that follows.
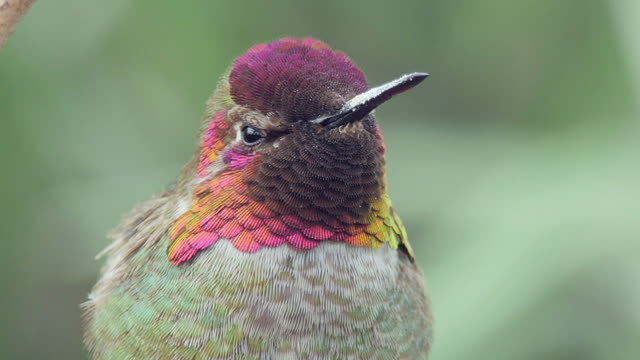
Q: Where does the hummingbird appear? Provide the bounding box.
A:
[83,38,432,360]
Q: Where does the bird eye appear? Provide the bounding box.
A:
[241,126,265,146]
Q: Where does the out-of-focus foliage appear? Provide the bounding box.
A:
[1,1,638,359]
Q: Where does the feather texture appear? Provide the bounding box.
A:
[84,38,431,360]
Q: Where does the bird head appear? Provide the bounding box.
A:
[168,38,427,265]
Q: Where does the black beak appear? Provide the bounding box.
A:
[314,72,429,129]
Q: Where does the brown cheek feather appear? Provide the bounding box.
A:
[168,126,408,265]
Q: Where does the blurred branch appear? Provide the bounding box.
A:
[610,0,640,106]
[0,0,35,49]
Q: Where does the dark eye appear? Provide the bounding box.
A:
[241,126,265,146]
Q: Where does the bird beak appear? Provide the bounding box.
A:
[315,72,429,129]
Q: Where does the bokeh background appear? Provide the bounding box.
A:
[1,0,639,359]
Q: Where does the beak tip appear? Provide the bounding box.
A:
[409,72,429,84]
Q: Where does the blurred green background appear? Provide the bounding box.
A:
[1,0,639,359]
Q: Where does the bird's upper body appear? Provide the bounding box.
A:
[84,38,432,360]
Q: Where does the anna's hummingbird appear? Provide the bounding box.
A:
[83,38,432,360]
